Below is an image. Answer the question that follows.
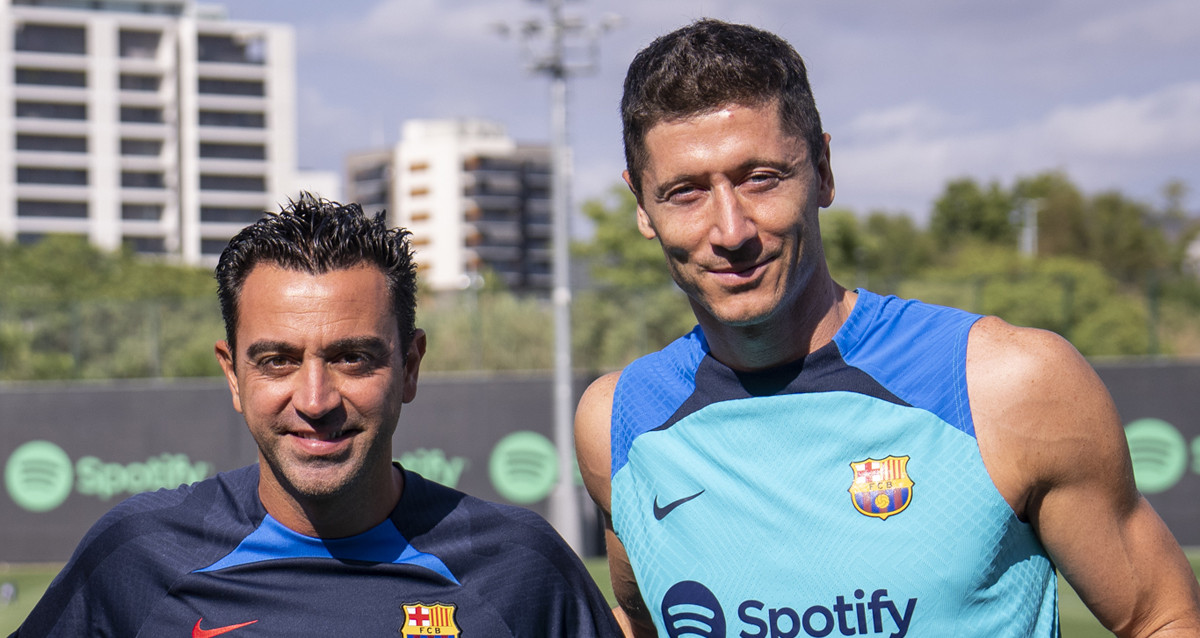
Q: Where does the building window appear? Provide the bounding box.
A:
[16,134,88,153]
[197,34,265,65]
[200,238,231,255]
[119,73,160,91]
[16,167,87,186]
[198,110,265,128]
[409,161,429,172]
[17,200,88,218]
[411,211,431,222]
[200,206,265,224]
[354,165,388,182]
[199,142,265,160]
[15,68,87,87]
[119,29,160,59]
[122,203,162,220]
[125,236,166,254]
[122,171,164,188]
[14,23,86,55]
[120,106,163,123]
[410,186,430,197]
[197,78,265,96]
[120,138,162,156]
[16,101,87,120]
[199,174,265,192]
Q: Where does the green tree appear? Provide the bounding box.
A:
[574,185,673,290]
[0,235,221,380]
[930,178,1016,249]
[572,185,693,371]
[821,209,932,293]
[1013,171,1088,259]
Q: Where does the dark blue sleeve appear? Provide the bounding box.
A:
[12,469,259,637]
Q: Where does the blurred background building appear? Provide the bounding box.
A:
[0,0,317,266]
[346,119,553,293]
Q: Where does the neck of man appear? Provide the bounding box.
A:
[697,273,855,372]
[258,462,405,539]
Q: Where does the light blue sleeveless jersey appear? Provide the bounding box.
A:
[610,290,1058,638]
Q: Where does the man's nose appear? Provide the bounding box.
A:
[293,360,340,419]
[708,183,755,250]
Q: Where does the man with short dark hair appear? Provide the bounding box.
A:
[576,19,1200,637]
[16,194,621,637]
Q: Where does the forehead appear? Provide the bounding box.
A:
[234,265,396,346]
[640,102,805,178]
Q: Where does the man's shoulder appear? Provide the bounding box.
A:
[401,470,564,544]
[100,464,258,522]
[76,464,261,559]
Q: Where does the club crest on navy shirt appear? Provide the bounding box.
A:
[849,455,914,520]
[401,602,460,637]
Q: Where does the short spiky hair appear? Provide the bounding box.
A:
[215,192,418,354]
[621,19,825,195]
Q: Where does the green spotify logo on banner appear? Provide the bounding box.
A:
[6,440,74,512]
[489,431,558,504]
[1124,418,1188,495]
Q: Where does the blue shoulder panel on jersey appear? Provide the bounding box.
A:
[610,327,708,478]
[835,289,981,437]
[196,514,460,584]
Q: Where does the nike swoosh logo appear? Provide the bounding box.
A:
[653,490,705,520]
[193,619,258,638]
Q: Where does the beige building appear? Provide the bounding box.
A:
[0,0,304,265]
[346,119,553,292]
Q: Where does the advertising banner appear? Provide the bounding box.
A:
[2,362,1198,563]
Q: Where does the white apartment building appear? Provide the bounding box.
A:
[346,119,553,292]
[0,0,298,265]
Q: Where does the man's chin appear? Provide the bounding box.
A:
[279,465,360,502]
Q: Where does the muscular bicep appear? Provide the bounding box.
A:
[575,372,657,636]
[969,318,1200,635]
[576,372,621,512]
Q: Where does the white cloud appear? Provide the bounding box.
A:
[1078,0,1200,45]
[833,82,1200,219]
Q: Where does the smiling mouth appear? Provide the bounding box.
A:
[289,428,355,446]
[710,261,766,279]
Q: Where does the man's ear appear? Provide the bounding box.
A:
[401,329,427,404]
[817,132,836,208]
[623,170,657,240]
[214,340,243,414]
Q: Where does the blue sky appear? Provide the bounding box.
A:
[229,0,1200,224]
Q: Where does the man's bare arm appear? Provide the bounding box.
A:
[969,317,1200,637]
[576,372,658,637]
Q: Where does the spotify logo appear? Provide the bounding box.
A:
[5,440,74,513]
[1125,418,1188,494]
[488,431,558,504]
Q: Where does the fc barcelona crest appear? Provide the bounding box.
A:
[401,602,461,637]
[849,456,913,520]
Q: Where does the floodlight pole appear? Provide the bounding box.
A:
[497,0,618,554]
[546,0,581,555]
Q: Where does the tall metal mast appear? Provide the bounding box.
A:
[496,0,619,552]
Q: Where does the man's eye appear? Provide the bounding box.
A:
[666,186,701,204]
[744,173,780,188]
[337,352,377,370]
[258,356,295,371]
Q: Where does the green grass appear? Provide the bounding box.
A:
[0,563,61,636]
[4,553,1198,635]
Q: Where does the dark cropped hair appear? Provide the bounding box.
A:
[621,19,825,195]
[215,192,418,355]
